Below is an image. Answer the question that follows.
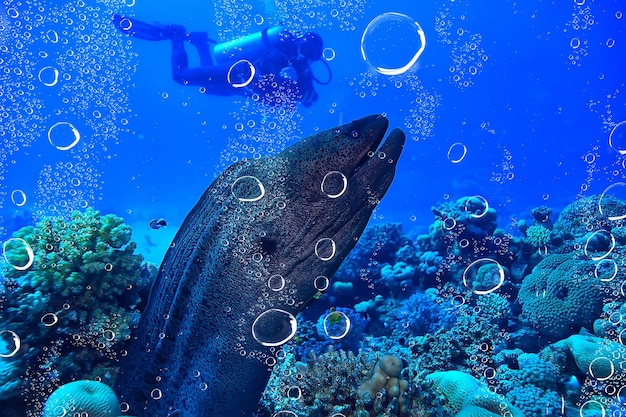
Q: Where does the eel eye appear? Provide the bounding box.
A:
[260,236,277,255]
[351,130,359,138]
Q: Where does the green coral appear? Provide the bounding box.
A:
[0,208,151,406]
[525,224,551,247]
[518,252,605,341]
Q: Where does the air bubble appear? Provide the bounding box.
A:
[103,330,116,341]
[267,275,285,291]
[252,309,297,346]
[321,171,348,198]
[47,122,81,151]
[150,388,162,400]
[227,60,255,88]
[323,310,351,339]
[314,276,329,291]
[231,176,265,202]
[10,190,26,206]
[598,183,626,220]
[608,121,626,154]
[0,330,21,358]
[3,238,34,271]
[315,238,336,261]
[463,195,489,218]
[593,259,619,282]
[462,258,505,295]
[38,66,59,86]
[360,12,426,75]
[447,142,467,163]
[584,230,615,261]
[41,313,59,327]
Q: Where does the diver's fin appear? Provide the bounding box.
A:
[112,14,185,41]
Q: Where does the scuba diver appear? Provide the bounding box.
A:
[112,15,331,107]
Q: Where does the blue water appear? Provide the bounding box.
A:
[1,0,625,416]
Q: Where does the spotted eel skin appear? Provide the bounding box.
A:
[115,114,405,416]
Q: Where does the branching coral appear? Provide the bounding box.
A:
[525,224,551,248]
[388,289,457,337]
[257,348,377,416]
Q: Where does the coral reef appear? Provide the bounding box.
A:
[387,289,457,336]
[0,209,151,415]
[257,348,377,416]
[3,192,624,417]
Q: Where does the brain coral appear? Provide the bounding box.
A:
[552,194,626,241]
[518,252,603,341]
[0,208,150,404]
[553,333,626,379]
[42,380,120,417]
[425,370,522,417]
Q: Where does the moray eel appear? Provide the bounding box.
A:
[115,114,405,416]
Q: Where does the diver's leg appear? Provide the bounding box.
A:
[171,33,190,84]
[187,32,215,66]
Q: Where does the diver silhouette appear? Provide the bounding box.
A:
[112,15,331,107]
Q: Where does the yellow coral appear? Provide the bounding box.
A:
[359,354,409,413]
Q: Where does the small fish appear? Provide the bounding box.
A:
[149,218,167,229]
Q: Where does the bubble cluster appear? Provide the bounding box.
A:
[0,0,137,227]
[403,75,441,140]
[350,73,440,140]
[435,3,488,89]
[274,0,366,31]
[588,86,624,142]
[34,160,101,219]
[565,4,595,66]
[214,0,366,39]
[577,145,601,198]
[219,100,303,170]
[490,147,515,184]
[213,0,271,39]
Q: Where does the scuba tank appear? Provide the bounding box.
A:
[212,26,287,65]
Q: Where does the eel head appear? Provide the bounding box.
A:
[235,114,406,314]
